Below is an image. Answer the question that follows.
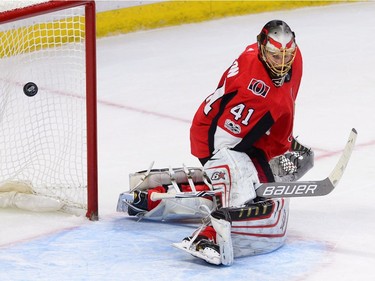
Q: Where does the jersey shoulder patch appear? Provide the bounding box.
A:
[247,78,270,98]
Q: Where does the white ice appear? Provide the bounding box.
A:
[1,2,375,281]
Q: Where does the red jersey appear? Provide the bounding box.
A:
[190,43,302,161]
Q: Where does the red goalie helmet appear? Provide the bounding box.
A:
[257,20,297,82]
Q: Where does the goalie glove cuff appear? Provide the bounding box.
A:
[291,137,311,153]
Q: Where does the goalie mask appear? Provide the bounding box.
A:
[257,20,297,87]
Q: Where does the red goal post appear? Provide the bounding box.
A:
[0,1,98,220]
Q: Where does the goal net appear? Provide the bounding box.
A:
[0,1,98,220]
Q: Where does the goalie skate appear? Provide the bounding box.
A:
[173,240,221,265]
[117,192,134,213]
[117,191,148,216]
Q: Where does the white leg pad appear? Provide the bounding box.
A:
[204,147,259,207]
[211,215,233,266]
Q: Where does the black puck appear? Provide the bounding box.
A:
[23,82,38,97]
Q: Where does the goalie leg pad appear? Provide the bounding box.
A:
[128,166,205,191]
[118,186,215,221]
[210,214,233,266]
[145,196,214,221]
[175,198,288,266]
[233,198,289,257]
[203,147,260,208]
[210,198,289,258]
[118,166,215,220]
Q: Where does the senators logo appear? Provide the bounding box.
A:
[248,78,270,98]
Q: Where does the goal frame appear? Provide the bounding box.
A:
[0,0,98,220]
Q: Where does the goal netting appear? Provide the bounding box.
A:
[0,1,98,219]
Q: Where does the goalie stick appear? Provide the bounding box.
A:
[150,128,357,201]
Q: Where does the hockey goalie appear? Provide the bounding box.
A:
[117,20,316,265]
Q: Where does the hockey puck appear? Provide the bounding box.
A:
[23,82,38,97]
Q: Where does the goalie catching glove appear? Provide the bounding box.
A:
[269,137,314,182]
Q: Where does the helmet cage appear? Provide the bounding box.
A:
[260,42,297,77]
